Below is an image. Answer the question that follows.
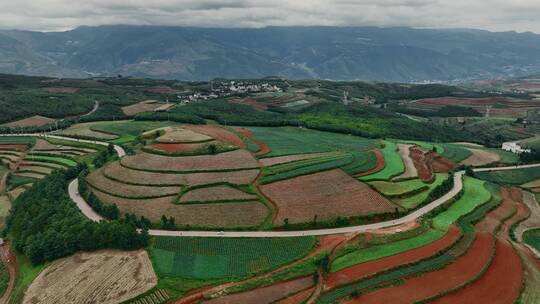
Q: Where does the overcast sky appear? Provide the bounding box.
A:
[0,0,538,33]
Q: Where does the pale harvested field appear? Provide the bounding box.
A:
[121,149,259,172]
[121,100,166,116]
[23,250,157,304]
[180,185,257,203]
[515,191,540,242]
[461,148,500,166]
[58,122,118,140]
[259,152,338,167]
[156,127,212,143]
[17,165,54,175]
[104,161,259,186]
[0,150,22,157]
[393,144,418,181]
[2,115,55,127]
[261,169,397,225]
[87,170,180,198]
[94,189,267,227]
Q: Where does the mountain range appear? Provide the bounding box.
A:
[1,25,540,82]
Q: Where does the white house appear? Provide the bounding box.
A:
[502,142,531,154]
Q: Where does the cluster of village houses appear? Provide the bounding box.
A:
[177,81,283,103]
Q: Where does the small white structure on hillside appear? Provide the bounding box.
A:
[502,142,531,154]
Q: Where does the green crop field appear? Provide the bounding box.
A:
[0,136,35,145]
[393,174,448,209]
[150,236,316,279]
[359,141,404,181]
[89,120,176,137]
[331,177,490,272]
[369,178,428,197]
[475,167,540,185]
[24,155,76,167]
[523,229,540,251]
[439,143,473,162]
[245,126,378,157]
[260,153,353,184]
[432,177,491,230]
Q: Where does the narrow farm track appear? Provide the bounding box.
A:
[2,134,540,237]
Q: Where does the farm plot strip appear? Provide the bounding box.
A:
[104,161,259,186]
[87,170,181,199]
[514,191,540,242]
[235,128,270,156]
[353,149,384,178]
[259,152,340,167]
[120,150,259,173]
[184,124,246,148]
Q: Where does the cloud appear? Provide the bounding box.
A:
[0,0,538,33]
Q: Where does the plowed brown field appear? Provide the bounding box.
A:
[94,189,267,227]
[326,225,461,289]
[0,144,28,151]
[261,169,396,225]
[461,148,500,166]
[149,142,210,153]
[274,287,314,304]
[180,185,257,203]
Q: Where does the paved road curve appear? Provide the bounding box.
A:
[3,133,540,237]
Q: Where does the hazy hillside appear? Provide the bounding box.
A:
[1,26,540,81]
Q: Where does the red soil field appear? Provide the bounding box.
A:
[274,287,314,304]
[121,149,259,172]
[203,276,313,304]
[261,169,397,225]
[326,225,461,289]
[180,185,257,203]
[185,125,245,148]
[0,144,28,151]
[475,188,516,233]
[346,233,494,304]
[87,170,181,198]
[149,142,208,153]
[432,240,522,304]
[104,162,259,186]
[354,149,384,177]
[499,189,530,238]
[432,156,455,173]
[409,147,433,181]
[236,128,270,156]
